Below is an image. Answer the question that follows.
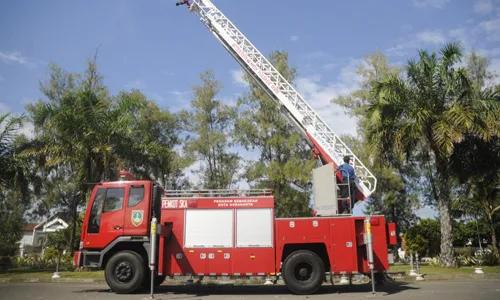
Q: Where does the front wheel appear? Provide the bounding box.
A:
[282,250,325,295]
[105,250,146,294]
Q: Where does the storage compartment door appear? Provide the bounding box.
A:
[233,208,275,275]
[330,218,357,273]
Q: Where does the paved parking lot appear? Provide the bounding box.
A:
[0,280,499,300]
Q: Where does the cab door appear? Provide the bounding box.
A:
[83,184,126,249]
[123,182,151,236]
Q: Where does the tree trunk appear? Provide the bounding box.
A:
[489,219,498,255]
[436,173,457,267]
[69,195,78,256]
[56,251,61,273]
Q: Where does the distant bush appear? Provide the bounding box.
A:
[12,251,73,271]
[454,247,475,257]
[429,256,441,267]
[455,247,499,267]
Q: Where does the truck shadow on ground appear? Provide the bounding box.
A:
[74,282,419,297]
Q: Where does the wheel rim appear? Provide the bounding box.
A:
[292,262,314,283]
[114,261,134,283]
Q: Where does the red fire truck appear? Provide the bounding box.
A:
[74,172,396,295]
[74,0,398,295]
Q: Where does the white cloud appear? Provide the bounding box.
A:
[474,0,493,14]
[489,58,500,85]
[0,51,27,65]
[167,90,192,113]
[124,79,146,90]
[413,0,449,9]
[479,16,500,41]
[449,27,476,48]
[0,75,4,82]
[478,47,500,57]
[386,41,415,57]
[230,69,247,87]
[290,35,299,42]
[0,103,10,114]
[17,121,35,139]
[295,58,362,137]
[386,30,446,57]
[417,30,446,44]
[465,18,475,24]
[0,104,35,138]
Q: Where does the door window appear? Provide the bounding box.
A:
[128,186,144,207]
[87,188,105,234]
[103,188,125,213]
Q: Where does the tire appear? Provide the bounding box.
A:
[282,250,325,295]
[105,250,146,294]
[155,274,167,287]
[141,273,167,289]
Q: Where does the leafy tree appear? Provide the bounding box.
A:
[364,42,499,266]
[235,51,316,217]
[449,51,500,254]
[404,226,429,258]
[27,166,84,254]
[22,55,143,254]
[23,54,190,254]
[0,113,34,204]
[467,50,497,90]
[179,69,239,189]
[0,191,24,258]
[451,136,500,254]
[331,51,420,240]
[45,226,71,274]
[112,90,189,189]
[332,50,400,134]
[417,219,441,257]
[453,219,490,248]
[0,113,33,258]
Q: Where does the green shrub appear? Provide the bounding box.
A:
[477,252,499,266]
[12,252,73,270]
[429,256,441,267]
[454,247,474,257]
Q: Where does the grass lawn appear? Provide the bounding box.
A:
[389,264,500,275]
[0,268,104,279]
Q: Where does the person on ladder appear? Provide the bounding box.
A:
[336,156,357,213]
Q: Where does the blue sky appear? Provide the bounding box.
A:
[1,0,499,218]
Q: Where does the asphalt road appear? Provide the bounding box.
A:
[1,280,499,300]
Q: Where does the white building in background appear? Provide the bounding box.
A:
[18,217,69,257]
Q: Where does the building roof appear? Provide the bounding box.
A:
[23,224,38,231]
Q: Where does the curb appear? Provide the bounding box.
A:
[0,278,107,284]
[389,273,500,281]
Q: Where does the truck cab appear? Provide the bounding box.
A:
[75,175,164,292]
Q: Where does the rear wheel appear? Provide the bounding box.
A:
[105,250,145,294]
[282,250,325,295]
[141,273,167,289]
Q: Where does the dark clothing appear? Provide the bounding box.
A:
[337,163,355,180]
[336,163,357,214]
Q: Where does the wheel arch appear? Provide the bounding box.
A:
[98,236,150,269]
[281,243,330,272]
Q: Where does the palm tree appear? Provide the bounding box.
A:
[0,113,24,187]
[366,42,500,267]
[451,136,500,254]
[22,58,143,254]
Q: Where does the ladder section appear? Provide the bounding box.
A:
[164,189,272,198]
[184,0,376,200]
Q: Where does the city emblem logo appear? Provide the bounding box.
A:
[131,210,144,227]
